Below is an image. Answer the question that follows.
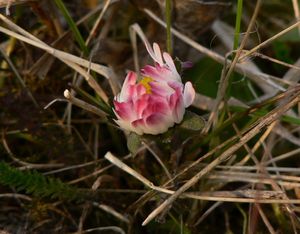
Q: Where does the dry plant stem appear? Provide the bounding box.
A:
[227,121,296,228]
[29,2,114,76]
[239,20,300,61]
[265,148,300,165]
[143,9,285,92]
[44,159,102,175]
[212,20,283,95]
[70,226,126,234]
[209,172,300,188]
[0,0,30,7]
[142,87,300,226]
[283,58,300,81]
[292,0,300,36]
[84,0,120,96]
[105,152,156,189]
[204,0,261,133]
[217,165,300,174]
[93,202,130,223]
[0,25,109,101]
[68,154,132,184]
[162,86,300,185]
[0,14,111,101]
[2,134,64,169]
[68,165,111,184]
[63,60,109,103]
[251,52,300,73]
[194,201,222,226]
[237,122,275,166]
[273,124,300,147]
[64,90,107,118]
[104,153,300,203]
[78,203,90,233]
[142,141,173,181]
[229,111,260,165]
[0,193,32,201]
[0,46,38,107]
[255,204,276,234]
[129,24,140,74]
[85,0,112,45]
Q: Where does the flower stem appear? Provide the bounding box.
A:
[233,0,243,50]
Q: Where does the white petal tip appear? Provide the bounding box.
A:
[64,89,71,98]
[183,82,195,107]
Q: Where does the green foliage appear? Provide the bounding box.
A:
[54,0,89,56]
[0,162,79,201]
[184,58,222,98]
[185,58,255,101]
[233,0,243,50]
[127,132,142,154]
[272,41,293,63]
[127,132,142,155]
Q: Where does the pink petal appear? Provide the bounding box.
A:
[115,118,140,134]
[113,100,134,120]
[167,82,185,123]
[141,65,177,83]
[141,65,162,80]
[183,81,195,107]
[168,81,183,91]
[145,113,173,135]
[134,95,149,118]
[182,61,193,69]
[130,83,147,101]
[150,82,174,97]
[149,96,170,113]
[163,52,178,76]
[131,118,149,135]
[119,71,137,102]
[173,96,185,123]
[153,43,163,65]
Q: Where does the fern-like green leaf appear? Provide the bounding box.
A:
[0,162,80,201]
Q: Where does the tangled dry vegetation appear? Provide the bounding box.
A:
[1,0,300,233]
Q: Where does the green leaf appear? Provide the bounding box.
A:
[127,132,142,155]
[179,111,205,131]
[0,162,79,201]
[233,0,243,50]
[54,0,89,56]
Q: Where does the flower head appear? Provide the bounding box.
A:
[113,43,195,135]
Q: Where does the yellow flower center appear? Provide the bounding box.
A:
[139,77,153,94]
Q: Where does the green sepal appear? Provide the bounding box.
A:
[179,111,205,132]
[127,132,142,155]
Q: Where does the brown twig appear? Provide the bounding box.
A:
[142,86,300,226]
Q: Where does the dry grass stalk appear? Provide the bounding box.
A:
[204,0,262,134]
[104,152,300,204]
[144,9,286,92]
[292,0,300,36]
[63,90,107,118]
[85,0,113,45]
[0,14,112,102]
[0,0,33,15]
[255,204,276,234]
[93,202,130,223]
[239,20,300,62]
[142,86,300,225]
[2,134,64,169]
